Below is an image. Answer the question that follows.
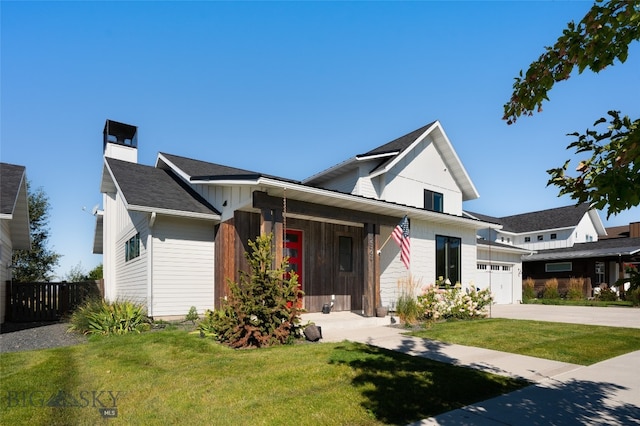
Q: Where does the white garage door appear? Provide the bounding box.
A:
[477,264,513,304]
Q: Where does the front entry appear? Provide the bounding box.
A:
[285,230,303,304]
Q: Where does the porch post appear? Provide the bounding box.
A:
[260,208,283,267]
[363,223,380,317]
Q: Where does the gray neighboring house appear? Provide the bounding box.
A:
[0,163,31,324]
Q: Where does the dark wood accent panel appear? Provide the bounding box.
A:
[214,212,261,309]
[286,218,365,312]
[362,223,380,317]
[254,191,400,226]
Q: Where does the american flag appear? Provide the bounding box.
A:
[392,215,410,269]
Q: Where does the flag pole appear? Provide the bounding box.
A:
[377,233,394,255]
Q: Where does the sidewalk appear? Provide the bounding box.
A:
[302,309,640,425]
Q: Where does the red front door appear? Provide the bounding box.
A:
[285,230,303,305]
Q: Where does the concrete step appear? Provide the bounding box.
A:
[301,311,395,331]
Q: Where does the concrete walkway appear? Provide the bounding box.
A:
[301,305,640,425]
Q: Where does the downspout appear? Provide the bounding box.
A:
[147,212,156,317]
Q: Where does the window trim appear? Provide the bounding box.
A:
[125,232,141,262]
[424,189,444,213]
[545,262,572,273]
[436,234,461,284]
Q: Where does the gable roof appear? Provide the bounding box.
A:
[0,162,31,249]
[523,237,640,261]
[102,158,220,219]
[303,120,479,201]
[466,204,602,234]
[155,153,499,231]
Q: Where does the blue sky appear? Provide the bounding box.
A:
[2,1,639,279]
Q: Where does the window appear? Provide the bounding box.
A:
[595,262,605,284]
[436,235,461,284]
[491,265,500,271]
[524,237,531,243]
[125,233,140,262]
[424,190,443,212]
[550,233,557,240]
[502,265,511,271]
[477,264,487,270]
[545,262,572,272]
[537,235,544,241]
[338,236,353,272]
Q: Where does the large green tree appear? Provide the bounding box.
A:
[503,0,640,218]
[11,181,61,282]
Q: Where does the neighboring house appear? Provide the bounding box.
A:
[0,163,31,324]
[94,119,511,319]
[466,206,640,296]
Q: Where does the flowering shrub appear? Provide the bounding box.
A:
[417,282,493,321]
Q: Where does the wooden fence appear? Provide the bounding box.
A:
[5,280,103,322]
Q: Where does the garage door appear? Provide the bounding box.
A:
[477,264,513,304]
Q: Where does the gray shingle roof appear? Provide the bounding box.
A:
[524,237,640,261]
[359,121,437,157]
[467,204,592,233]
[1,162,26,215]
[358,121,437,174]
[160,153,300,184]
[106,158,220,216]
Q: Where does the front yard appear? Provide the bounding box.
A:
[1,329,525,425]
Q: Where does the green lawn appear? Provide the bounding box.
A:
[0,330,526,425]
[408,318,640,365]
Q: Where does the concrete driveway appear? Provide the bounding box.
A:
[489,303,639,329]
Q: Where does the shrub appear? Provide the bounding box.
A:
[417,283,492,321]
[69,298,151,335]
[522,278,536,302]
[596,284,618,302]
[209,233,304,348]
[542,278,560,300]
[566,278,585,300]
[627,288,640,307]
[185,306,199,324]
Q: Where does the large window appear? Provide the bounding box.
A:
[125,233,140,262]
[338,236,353,272]
[424,189,443,212]
[436,235,461,284]
[545,262,572,272]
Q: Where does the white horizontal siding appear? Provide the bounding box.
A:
[379,219,477,309]
[114,217,149,307]
[151,217,215,317]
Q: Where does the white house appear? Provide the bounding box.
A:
[94,119,520,318]
[1,162,31,324]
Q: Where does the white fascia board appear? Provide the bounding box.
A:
[355,152,399,161]
[588,209,607,235]
[256,177,501,230]
[191,178,260,186]
[156,153,192,183]
[520,225,577,235]
[127,205,220,221]
[0,214,12,220]
[478,243,534,255]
